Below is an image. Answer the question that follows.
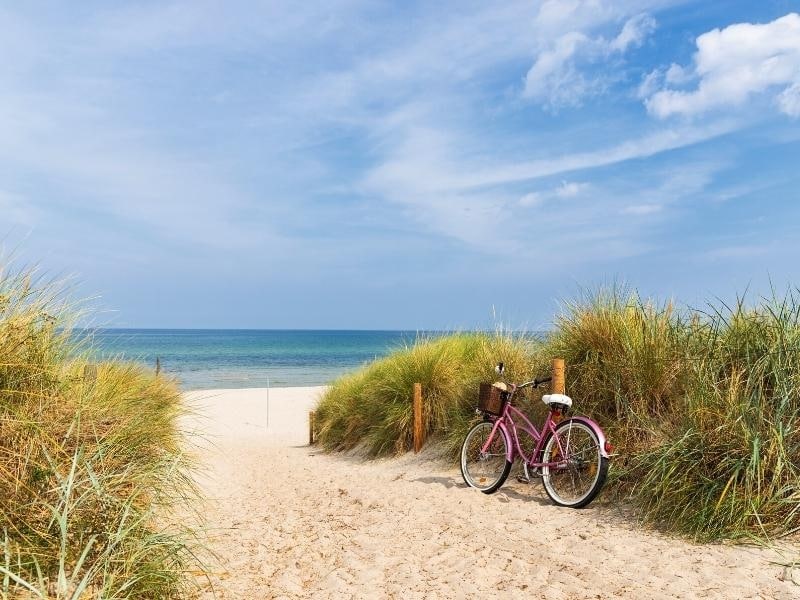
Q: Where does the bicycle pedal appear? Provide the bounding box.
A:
[516,475,531,484]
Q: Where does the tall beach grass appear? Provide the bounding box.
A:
[314,332,546,458]
[629,292,800,540]
[0,267,200,598]
[315,286,800,541]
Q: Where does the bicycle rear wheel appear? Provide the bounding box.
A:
[541,419,608,508]
[460,421,512,494]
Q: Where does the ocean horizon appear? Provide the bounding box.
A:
[86,328,443,390]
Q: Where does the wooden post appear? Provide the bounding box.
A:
[83,363,97,382]
[413,383,423,453]
[155,357,161,375]
[552,358,565,394]
[309,411,316,445]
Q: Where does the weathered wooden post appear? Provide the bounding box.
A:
[83,363,97,382]
[552,358,565,394]
[309,411,316,445]
[413,382,424,453]
[155,357,161,375]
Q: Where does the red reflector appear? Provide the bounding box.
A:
[604,441,613,453]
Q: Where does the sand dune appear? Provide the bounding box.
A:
[185,387,798,599]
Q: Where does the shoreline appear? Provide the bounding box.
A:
[186,385,330,394]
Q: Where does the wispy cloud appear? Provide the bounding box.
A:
[610,13,657,52]
[523,12,657,108]
[364,118,735,202]
[360,114,734,267]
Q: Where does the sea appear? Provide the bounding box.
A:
[86,329,430,390]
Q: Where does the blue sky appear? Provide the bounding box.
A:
[2,1,799,329]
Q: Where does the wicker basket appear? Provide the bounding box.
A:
[478,383,507,416]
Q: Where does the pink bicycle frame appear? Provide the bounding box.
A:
[480,400,610,467]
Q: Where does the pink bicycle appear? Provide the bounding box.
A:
[460,363,611,508]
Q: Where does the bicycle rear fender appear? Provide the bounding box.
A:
[566,416,612,459]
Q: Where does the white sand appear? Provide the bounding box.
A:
[185,387,799,599]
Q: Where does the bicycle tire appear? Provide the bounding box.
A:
[460,421,512,494]
[541,419,608,508]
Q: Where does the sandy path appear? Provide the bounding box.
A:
[186,388,799,599]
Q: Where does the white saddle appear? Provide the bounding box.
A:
[542,393,573,408]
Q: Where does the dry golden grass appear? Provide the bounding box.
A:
[0,267,200,599]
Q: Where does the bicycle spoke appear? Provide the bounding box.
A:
[461,421,511,493]
[543,421,606,506]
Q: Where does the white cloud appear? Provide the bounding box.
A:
[523,11,657,108]
[645,13,800,118]
[610,13,656,52]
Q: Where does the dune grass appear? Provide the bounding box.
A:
[314,332,546,458]
[629,292,800,540]
[315,286,800,541]
[0,268,200,598]
[547,287,689,453]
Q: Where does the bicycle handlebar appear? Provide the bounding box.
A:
[515,376,552,390]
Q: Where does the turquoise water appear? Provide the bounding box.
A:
[87,329,427,390]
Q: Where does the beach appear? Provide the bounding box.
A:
[186,387,799,599]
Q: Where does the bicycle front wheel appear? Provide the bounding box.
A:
[460,421,512,494]
[541,419,608,508]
